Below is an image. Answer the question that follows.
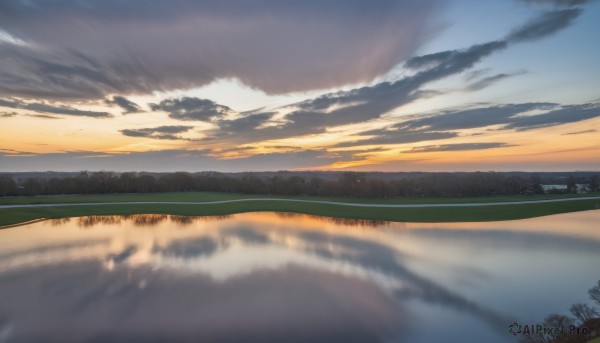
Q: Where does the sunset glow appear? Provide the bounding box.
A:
[1,0,599,172]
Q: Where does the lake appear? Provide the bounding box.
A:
[1,211,599,342]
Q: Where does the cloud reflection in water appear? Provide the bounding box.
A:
[1,212,599,342]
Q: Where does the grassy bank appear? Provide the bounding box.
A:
[0,191,598,205]
[1,192,599,227]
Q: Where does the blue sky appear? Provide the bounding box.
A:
[435,1,600,103]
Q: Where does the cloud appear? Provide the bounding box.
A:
[330,103,547,148]
[389,101,600,133]
[0,98,112,118]
[464,69,491,82]
[211,112,275,136]
[27,114,63,120]
[563,129,597,135]
[0,0,442,99]
[465,71,526,91]
[506,102,600,130]
[106,96,142,114]
[1,110,62,119]
[405,143,513,153]
[507,9,582,42]
[117,5,588,154]
[400,103,555,131]
[0,149,342,172]
[334,131,458,148]
[120,126,194,140]
[250,41,509,142]
[0,43,131,100]
[150,97,234,122]
[293,231,511,330]
[0,148,35,156]
[203,4,585,146]
[0,0,590,172]
[258,6,585,142]
[517,0,592,7]
[332,100,600,150]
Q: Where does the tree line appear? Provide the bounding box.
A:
[520,280,599,343]
[0,171,598,198]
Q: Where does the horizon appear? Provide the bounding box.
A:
[1,0,599,172]
[3,170,600,174]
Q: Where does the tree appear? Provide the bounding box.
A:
[0,171,566,199]
[570,303,599,324]
[566,176,577,194]
[338,172,366,197]
[118,172,139,193]
[138,174,158,193]
[285,176,306,195]
[23,178,42,196]
[589,280,600,306]
[521,280,600,343]
[529,174,544,194]
[0,175,17,196]
[590,175,599,192]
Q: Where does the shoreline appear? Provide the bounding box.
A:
[1,193,599,228]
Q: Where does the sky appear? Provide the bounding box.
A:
[0,0,599,172]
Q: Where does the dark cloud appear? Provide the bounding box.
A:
[335,131,458,148]
[404,50,458,71]
[401,103,555,131]
[1,110,62,119]
[332,100,600,150]
[506,102,600,130]
[390,101,600,133]
[330,103,545,148]
[0,111,17,118]
[213,112,275,135]
[204,4,584,145]
[118,5,588,153]
[518,0,592,7]
[150,97,234,122]
[405,143,513,153]
[27,114,63,120]
[465,71,526,91]
[464,69,491,82]
[0,98,112,118]
[234,6,584,144]
[258,41,509,141]
[0,0,442,99]
[563,129,597,135]
[0,148,35,156]
[0,149,341,172]
[507,9,582,42]
[120,126,194,140]
[144,97,274,141]
[107,96,142,114]
[0,43,136,100]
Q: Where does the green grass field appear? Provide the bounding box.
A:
[1,192,599,227]
[0,191,597,205]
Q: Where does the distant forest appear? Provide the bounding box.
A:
[1,171,599,198]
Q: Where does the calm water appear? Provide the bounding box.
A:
[1,211,599,342]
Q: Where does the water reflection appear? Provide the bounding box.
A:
[275,212,389,228]
[75,214,233,228]
[1,211,599,342]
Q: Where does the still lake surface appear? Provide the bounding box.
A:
[0,211,599,342]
